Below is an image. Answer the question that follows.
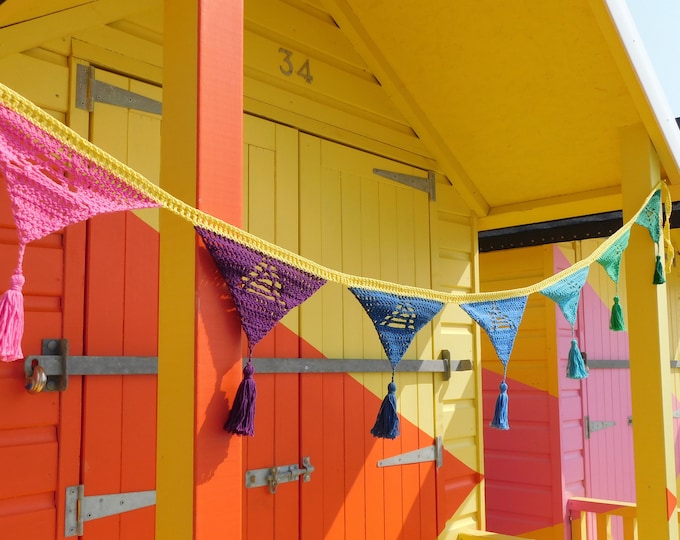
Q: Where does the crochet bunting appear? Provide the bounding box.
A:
[196,227,326,355]
[597,230,630,284]
[635,189,661,243]
[539,266,589,327]
[460,296,528,366]
[349,287,444,438]
[349,288,444,368]
[0,104,159,362]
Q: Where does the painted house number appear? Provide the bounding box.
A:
[278,47,314,84]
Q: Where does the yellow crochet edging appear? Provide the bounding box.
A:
[0,82,671,305]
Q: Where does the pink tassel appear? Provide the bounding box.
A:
[0,272,25,362]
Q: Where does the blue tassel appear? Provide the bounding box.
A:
[653,254,665,284]
[371,381,400,439]
[224,362,256,436]
[567,338,588,379]
[490,381,509,430]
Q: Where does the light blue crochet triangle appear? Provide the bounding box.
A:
[349,288,444,368]
[540,266,589,327]
[460,296,528,365]
[596,229,630,284]
[635,189,661,243]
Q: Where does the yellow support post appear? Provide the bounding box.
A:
[621,124,678,539]
[158,1,243,538]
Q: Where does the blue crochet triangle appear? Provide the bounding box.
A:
[596,229,630,284]
[635,189,661,243]
[460,296,528,365]
[540,266,589,327]
[349,288,444,368]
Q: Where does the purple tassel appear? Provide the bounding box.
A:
[224,361,256,436]
[0,272,25,362]
[371,381,400,439]
[490,381,509,430]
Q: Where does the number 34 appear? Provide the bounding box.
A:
[279,47,313,84]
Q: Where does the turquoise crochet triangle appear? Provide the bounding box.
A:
[460,296,528,365]
[349,288,444,368]
[540,266,589,327]
[635,189,661,243]
[596,229,630,284]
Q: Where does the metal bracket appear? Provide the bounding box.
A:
[377,436,443,469]
[584,415,616,439]
[25,338,158,392]
[373,168,436,200]
[76,64,162,115]
[65,485,156,537]
[245,457,315,494]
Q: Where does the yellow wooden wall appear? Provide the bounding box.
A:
[0,3,482,535]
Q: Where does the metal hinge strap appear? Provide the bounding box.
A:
[584,415,616,439]
[76,64,162,115]
[373,168,436,200]
[65,485,156,537]
[377,436,443,468]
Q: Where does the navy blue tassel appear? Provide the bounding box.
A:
[224,361,256,436]
[371,381,400,439]
[653,254,666,284]
[567,338,588,379]
[490,381,509,430]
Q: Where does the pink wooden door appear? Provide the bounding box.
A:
[578,249,635,505]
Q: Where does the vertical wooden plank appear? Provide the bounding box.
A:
[299,133,325,540]
[377,180,404,539]
[120,213,158,540]
[82,212,126,540]
[359,174,386,540]
[319,158,345,540]
[340,172,366,540]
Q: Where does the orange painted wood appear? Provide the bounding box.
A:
[343,370,366,540]
[363,378,385,540]
[193,0,244,537]
[273,327,300,537]
[120,213,158,539]
[82,212,126,540]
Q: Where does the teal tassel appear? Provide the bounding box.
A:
[653,254,665,284]
[609,295,625,331]
[370,381,400,439]
[490,381,509,430]
[567,339,588,379]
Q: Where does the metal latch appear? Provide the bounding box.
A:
[24,338,158,392]
[377,436,443,468]
[245,457,315,494]
[65,485,156,537]
[584,415,616,439]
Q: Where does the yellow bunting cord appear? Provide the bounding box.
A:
[0,82,672,304]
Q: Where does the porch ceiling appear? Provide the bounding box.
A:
[325,0,680,227]
[2,0,679,229]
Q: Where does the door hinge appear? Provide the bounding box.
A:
[245,457,315,494]
[24,338,158,393]
[65,485,156,537]
[584,415,616,439]
[373,168,436,200]
[76,64,162,115]
[377,436,443,468]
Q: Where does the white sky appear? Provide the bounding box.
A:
[626,0,680,117]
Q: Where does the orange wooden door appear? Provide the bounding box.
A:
[77,67,160,539]
[241,117,442,540]
[0,175,86,539]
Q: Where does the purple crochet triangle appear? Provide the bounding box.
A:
[196,227,326,354]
